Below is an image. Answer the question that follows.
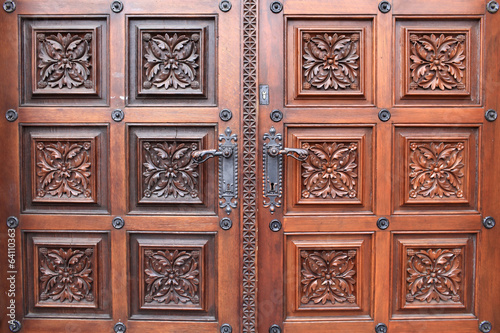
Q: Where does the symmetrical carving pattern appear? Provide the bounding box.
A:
[302,32,359,90]
[142,141,199,199]
[409,33,466,91]
[144,249,200,305]
[300,250,357,305]
[38,247,94,303]
[409,142,465,199]
[36,32,93,89]
[301,142,358,199]
[242,0,257,330]
[35,141,93,199]
[406,248,462,303]
[142,31,201,90]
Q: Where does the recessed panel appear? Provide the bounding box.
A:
[129,233,216,321]
[23,231,111,318]
[286,126,374,215]
[286,17,374,107]
[128,17,216,106]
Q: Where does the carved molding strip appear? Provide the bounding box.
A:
[242,0,257,331]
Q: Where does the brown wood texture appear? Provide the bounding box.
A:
[258,0,500,332]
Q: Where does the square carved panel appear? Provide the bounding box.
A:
[286,17,374,107]
[23,231,111,318]
[20,17,108,106]
[285,126,374,215]
[393,126,478,214]
[285,233,373,320]
[128,125,217,215]
[128,17,216,106]
[395,18,481,106]
[392,233,476,319]
[129,233,216,320]
[21,125,109,214]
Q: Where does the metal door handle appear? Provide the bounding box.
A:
[263,126,309,213]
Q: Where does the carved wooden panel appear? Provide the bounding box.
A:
[21,125,109,213]
[395,19,481,105]
[285,126,374,215]
[392,233,476,318]
[393,126,478,214]
[286,17,374,107]
[286,234,372,319]
[129,233,216,320]
[128,125,216,215]
[24,231,111,318]
[128,17,216,106]
[20,17,108,106]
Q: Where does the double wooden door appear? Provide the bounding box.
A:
[0,0,499,332]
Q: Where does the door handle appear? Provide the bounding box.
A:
[263,126,309,213]
[192,127,238,215]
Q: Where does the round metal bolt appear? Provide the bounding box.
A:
[219,0,232,12]
[378,1,391,13]
[483,216,496,229]
[114,322,126,333]
[485,109,497,122]
[487,0,499,13]
[378,109,391,122]
[6,109,18,122]
[110,0,123,13]
[3,0,15,13]
[7,216,19,228]
[219,109,233,122]
[269,219,282,232]
[112,217,125,229]
[479,321,492,333]
[377,217,389,230]
[9,320,21,332]
[375,323,388,333]
[270,109,283,122]
[220,324,232,333]
[269,324,282,333]
[112,109,124,122]
[270,1,283,13]
[220,217,233,230]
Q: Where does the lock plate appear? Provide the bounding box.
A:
[263,127,283,213]
[259,84,269,105]
[218,127,238,214]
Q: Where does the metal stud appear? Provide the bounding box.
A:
[487,0,499,13]
[378,109,391,122]
[7,216,19,229]
[113,322,126,333]
[219,0,232,12]
[479,321,492,333]
[269,219,282,232]
[220,324,232,333]
[219,109,233,122]
[377,217,389,230]
[375,323,388,333]
[3,0,15,13]
[112,217,125,229]
[270,1,283,13]
[220,217,233,230]
[378,1,391,13]
[9,320,21,332]
[270,109,283,122]
[112,109,124,122]
[269,324,282,333]
[5,109,18,122]
[483,216,496,229]
[485,109,497,122]
[110,0,123,13]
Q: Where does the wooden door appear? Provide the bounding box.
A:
[258,0,500,332]
[0,0,241,332]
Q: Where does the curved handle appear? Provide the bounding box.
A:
[267,147,308,161]
[192,147,233,163]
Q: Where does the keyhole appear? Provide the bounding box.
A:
[262,90,267,100]
[270,182,276,193]
[227,183,231,192]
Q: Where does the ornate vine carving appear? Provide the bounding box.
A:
[142,141,199,199]
[300,250,357,305]
[406,248,462,303]
[142,32,201,90]
[409,142,465,199]
[409,33,466,91]
[36,141,92,198]
[301,142,358,199]
[38,247,94,302]
[242,0,257,330]
[36,32,93,89]
[302,32,359,90]
[144,249,200,305]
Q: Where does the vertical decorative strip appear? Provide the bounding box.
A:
[242,0,257,331]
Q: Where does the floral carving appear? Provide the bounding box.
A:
[302,32,359,90]
[301,142,358,199]
[142,141,199,199]
[406,248,462,303]
[300,249,357,305]
[409,33,466,91]
[38,247,94,302]
[142,32,201,90]
[37,32,93,89]
[144,249,200,304]
[409,142,465,199]
[36,141,92,198]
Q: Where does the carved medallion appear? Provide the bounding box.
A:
[300,249,357,305]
